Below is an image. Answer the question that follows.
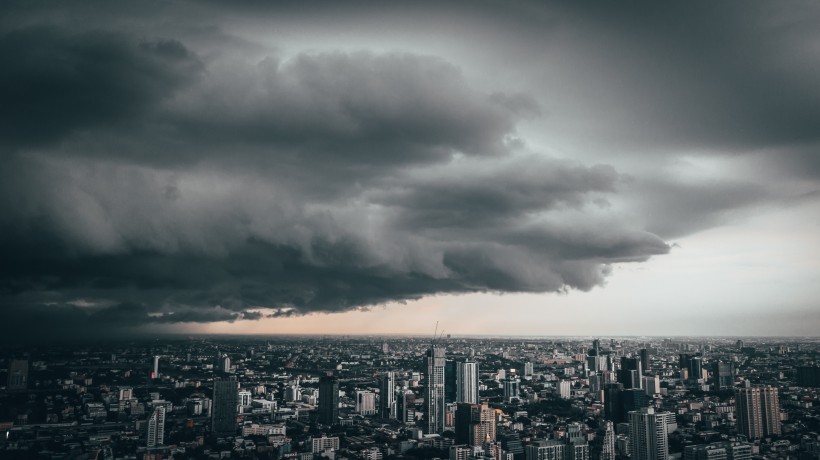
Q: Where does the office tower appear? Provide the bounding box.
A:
[500,432,524,460]
[622,388,650,419]
[524,362,534,377]
[424,346,446,434]
[735,386,781,439]
[318,375,340,425]
[604,383,624,423]
[446,360,458,403]
[152,356,160,379]
[220,354,232,373]
[712,362,735,390]
[6,359,28,390]
[457,361,479,404]
[639,349,650,375]
[684,442,752,460]
[455,402,496,446]
[679,354,703,382]
[592,339,601,356]
[619,357,642,389]
[147,405,166,447]
[212,377,238,435]
[598,421,616,460]
[380,372,397,419]
[643,375,661,396]
[796,366,820,387]
[357,390,377,415]
[503,377,520,402]
[398,390,416,424]
[628,407,671,460]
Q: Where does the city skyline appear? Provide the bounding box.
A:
[1,1,819,340]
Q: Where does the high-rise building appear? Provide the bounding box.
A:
[598,421,616,460]
[212,377,238,435]
[524,362,534,377]
[446,360,458,404]
[604,383,624,423]
[425,346,446,434]
[503,377,520,403]
[639,349,650,375]
[380,372,397,419]
[455,402,496,446]
[152,356,160,379]
[558,380,572,399]
[619,357,642,389]
[147,405,166,447]
[643,375,661,396]
[357,390,377,415]
[712,362,735,390]
[398,390,416,424]
[457,361,479,404]
[7,359,28,390]
[628,407,671,460]
[318,375,340,425]
[526,439,589,460]
[735,386,780,439]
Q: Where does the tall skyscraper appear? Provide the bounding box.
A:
[598,421,616,460]
[7,359,28,390]
[318,375,340,425]
[212,377,238,435]
[147,405,166,447]
[619,357,643,389]
[639,349,650,375]
[445,359,458,403]
[398,390,416,424]
[503,377,520,403]
[424,345,446,434]
[712,362,735,390]
[735,386,781,439]
[628,407,671,460]
[457,361,479,404]
[152,356,160,379]
[603,383,624,423]
[380,371,397,419]
[455,402,496,446]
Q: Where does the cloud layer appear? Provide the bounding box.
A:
[0,21,673,339]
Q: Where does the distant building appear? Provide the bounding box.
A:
[212,377,238,435]
[312,436,340,453]
[597,421,616,460]
[7,359,28,390]
[147,405,166,447]
[683,441,752,460]
[735,386,780,439]
[380,371,397,419]
[357,390,377,415]
[457,361,479,404]
[618,357,642,389]
[628,407,671,460]
[425,345,446,434]
[639,349,650,375]
[152,356,160,379]
[712,362,735,390]
[558,380,572,399]
[318,375,340,425]
[504,377,520,402]
[455,402,496,446]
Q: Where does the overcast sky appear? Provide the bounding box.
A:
[1,1,818,340]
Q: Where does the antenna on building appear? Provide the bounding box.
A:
[433,321,439,344]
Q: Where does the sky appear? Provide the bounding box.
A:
[1,1,819,340]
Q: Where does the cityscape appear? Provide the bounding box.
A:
[2,1,820,460]
[2,336,820,459]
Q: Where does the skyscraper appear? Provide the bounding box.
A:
[380,371,396,419]
[6,359,28,390]
[212,377,238,435]
[735,386,781,439]
[456,361,479,404]
[445,359,458,403]
[152,356,160,379]
[639,349,650,375]
[424,345,446,434]
[318,375,340,425]
[357,390,377,415]
[628,407,671,460]
[598,421,616,460]
[712,362,735,390]
[503,377,520,403]
[619,357,643,389]
[455,402,496,446]
[147,405,166,447]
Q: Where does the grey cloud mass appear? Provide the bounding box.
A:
[1,0,817,339]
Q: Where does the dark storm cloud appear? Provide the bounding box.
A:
[0,25,201,149]
[30,1,820,338]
